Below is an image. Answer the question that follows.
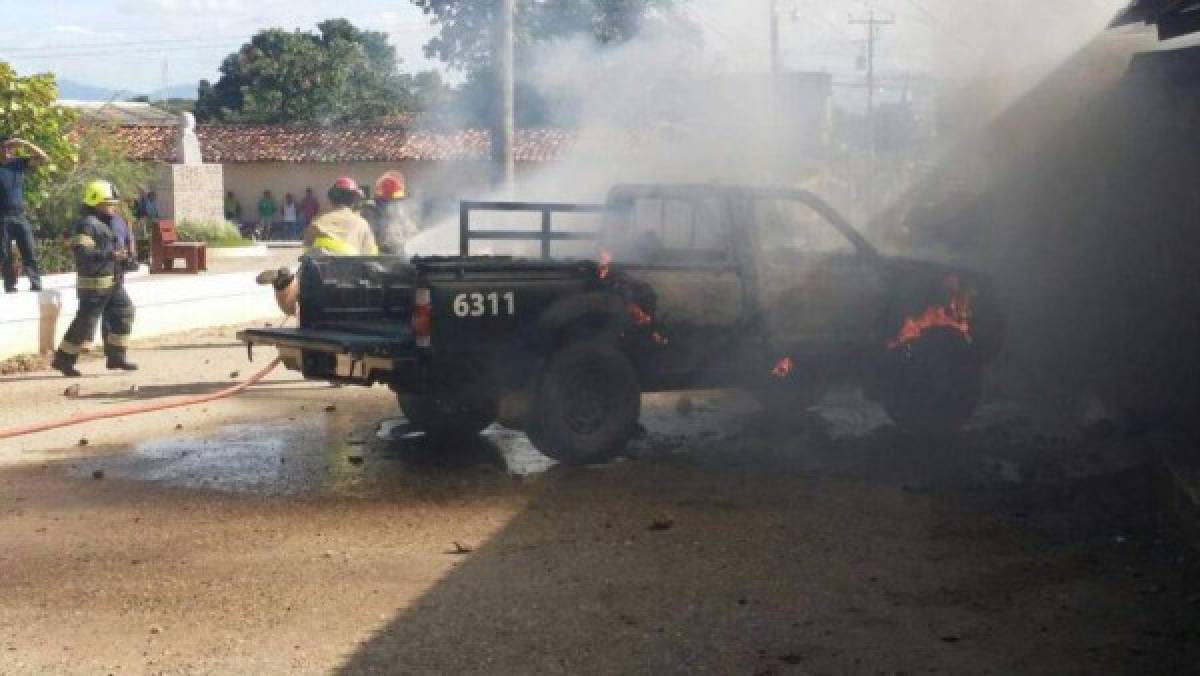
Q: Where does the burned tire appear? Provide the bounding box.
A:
[396,392,495,442]
[879,326,983,435]
[526,341,641,466]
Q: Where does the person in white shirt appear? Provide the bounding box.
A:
[281,193,299,240]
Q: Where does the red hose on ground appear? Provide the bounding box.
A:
[0,357,283,440]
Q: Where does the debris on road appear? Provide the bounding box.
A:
[63,384,80,398]
[0,354,46,375]
[324,405,337,413]
[447,542,473,555]
[91,470,104,480]
[347,455,364,465]
[648,518,675,532]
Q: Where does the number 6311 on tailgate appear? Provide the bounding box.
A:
[452,292,516,318]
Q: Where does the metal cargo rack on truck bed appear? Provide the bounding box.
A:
[458,200,605,258]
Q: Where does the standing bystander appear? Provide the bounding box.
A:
[299,186,320,230]
[224,190,243,223]
[282,193,299,240]
[0,137,49,293]
[142,191,160,224]
[257,190,277,239]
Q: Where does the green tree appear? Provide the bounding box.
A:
[196,19,437,125]
[0,63,78,220]
[413,0,677,72]
[411,0,679,126]
[33,123,154,240]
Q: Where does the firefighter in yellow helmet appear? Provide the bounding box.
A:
[302,177,378,256]
[51,180,138,377]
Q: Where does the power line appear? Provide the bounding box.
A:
[849,10,894,155]
[0,37,243,53]
[801,1,857,42]
[3,44,240,61]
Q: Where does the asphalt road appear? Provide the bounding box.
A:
[1,325,1197,674]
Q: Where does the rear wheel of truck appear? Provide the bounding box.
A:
[879,326,983,435]
[527,341,641,466]
[396,392,495,442]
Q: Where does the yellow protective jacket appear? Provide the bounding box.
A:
[302,207,379,256]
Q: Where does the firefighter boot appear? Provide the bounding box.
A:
[51,350,82,378]
[106,354,138,371]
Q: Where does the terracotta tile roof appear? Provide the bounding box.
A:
[201,125,416,163]
[112,125,177,162]
[110,124,581,164]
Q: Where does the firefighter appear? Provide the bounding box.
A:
[302,177,379,256]
[362,173,420,256]
[51,180,138,377]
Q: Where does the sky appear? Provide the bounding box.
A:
[0,0,1132,98]
[0,0,442,97]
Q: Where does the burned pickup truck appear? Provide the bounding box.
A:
[240,184,1003,464]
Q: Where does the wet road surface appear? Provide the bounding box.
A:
[3,385,1199,674]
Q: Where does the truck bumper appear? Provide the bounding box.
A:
[237,327,418,387]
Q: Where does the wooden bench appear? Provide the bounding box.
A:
[151,220,207,274]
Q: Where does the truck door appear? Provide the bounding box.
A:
[617,195,745,381]
[750,194,886,355]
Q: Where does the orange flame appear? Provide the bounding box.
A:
[888,276,974,350]
[598,249,613,280]
[627,303,653,327]
[772,357,795,379]
[625,303,668,346]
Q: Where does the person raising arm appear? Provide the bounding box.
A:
[0,137,50,293]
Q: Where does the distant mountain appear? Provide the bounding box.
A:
[158,83,199,101]
[56,78,196,102]
[56,79,127,102]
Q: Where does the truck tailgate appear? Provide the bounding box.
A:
[237,327,411,356]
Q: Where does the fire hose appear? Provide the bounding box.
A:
[0,357,282,441]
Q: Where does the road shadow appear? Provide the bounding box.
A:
[67,379,310,400]
[333,426,1200,675]
[140,342,244,351]
[0,373,103,384]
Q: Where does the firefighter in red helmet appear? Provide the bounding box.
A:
[362,172,420,257]
[302,177,378,256]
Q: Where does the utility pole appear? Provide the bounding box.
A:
[492,0,516,194]
[850,10,894,147]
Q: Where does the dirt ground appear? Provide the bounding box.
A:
[1,325,1198,674]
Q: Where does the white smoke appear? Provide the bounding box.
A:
[406,0,1139,258]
